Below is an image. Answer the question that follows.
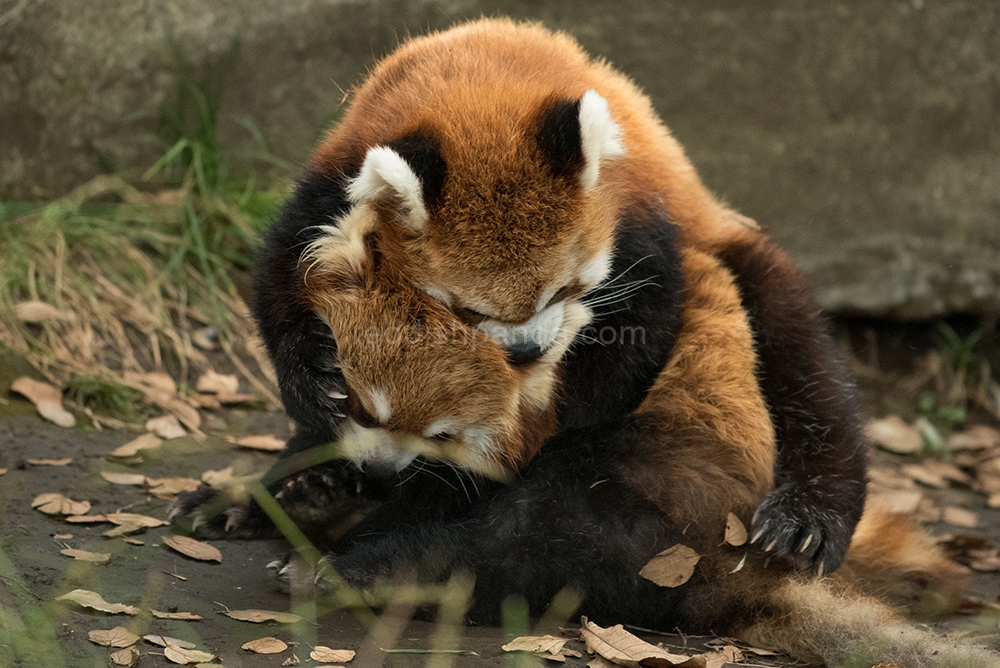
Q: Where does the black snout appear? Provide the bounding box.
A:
[506,341,545,366]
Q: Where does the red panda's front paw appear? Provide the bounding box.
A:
[750,482,860,576]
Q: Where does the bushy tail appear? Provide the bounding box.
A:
[739,578,999,667]
[738,508,998,667]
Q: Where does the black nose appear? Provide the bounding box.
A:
[506,341,544,366]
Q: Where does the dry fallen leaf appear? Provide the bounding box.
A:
[53,533,73,540]
[11,376,75,428]
[868,489,923,515]
[123,538,145,546]
[104,523,145,538]
[201,467,234,487]
[502,636,569,655]
[143,634,197,649]
[110,647,140,666]
[310,647,356,662]
[243,637,289,654]
[942,507,978,528]
[867,416,921,455]
[579,617,703,668]
[639,544,701,588]
[146,414,186,439]
[56,589,139,615]
[101,472,148,486]
[110,433,163,458]
[151,610,203,620]
[27,458,72,466]
[145,477,202,498]
[233,434,286,452]
[948,425,1000,451]
[223,609,302,624]
[901,463,948,489]
[701,645,743,668]
[65,514,110,523]
[61,548,111,563]
[724,513,747,546]
[162,535,222,562]
[0,468,7,476]
[105,512,169,528]
[196,370,239,395]
[217,392,260,406]
[32,493,91,516]
[88,626,140,648]
[163,645,216,665]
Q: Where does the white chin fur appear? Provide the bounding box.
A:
[578,90,626,192]
[347,146,428,231]
[338,418,416,471]
[476,302,565,352]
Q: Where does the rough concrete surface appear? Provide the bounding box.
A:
[1,0,998,318]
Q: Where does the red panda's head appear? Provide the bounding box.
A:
[308,21,641,366]
[301,203,581,475]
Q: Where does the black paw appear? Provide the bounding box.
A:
[281,365,350,439]
[750,482,856,575]
[169,487,277,540]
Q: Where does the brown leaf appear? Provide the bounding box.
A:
[579,617,704,667]
[123,538,144,546]
[65,513,110,523]
[32,493,91,516]
[88,626,140,647]
[223,609,302,624]
[56,589,139,615]
[243,637,289,654]
[868,489,923,515]
[988,493,1000,509]
[163,645,216,664]
[110,647,140,666]
[216,392,261,406]
[110,433,163,458]
[143,634,197,649]
[915,498,942,524]
[948,425,1000,451]
[233,434,286,452]
[151,610,203,620]
[700,645,742,668]
[103,523,145,538]
[11,376,75,428]
[921,459,972,486]
[901,463,948,489]
[145,477,202,498]
[867,416,921,454]
[201,467,234,487]
[162,535,222,562]
[502,635,569,655]
[27,458,72,466]
[15,300,73,323]
[639,544,701,588]
[146,415,186,440]
[61,548,111,563]
[101,472,148,486]
[0,468,7,475]
[724,513,747,546]
[867,467,917,491]
[105,512,169,528]
[310,647,356,662]
[196,371,239,395]
[53,533,73,540]
[942,507,978,528]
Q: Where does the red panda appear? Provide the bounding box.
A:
[246,17,866,576]
[169,17,996,666]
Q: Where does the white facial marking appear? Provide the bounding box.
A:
[460,425,497,463]
[338,418,416,471]
[476,302,566,352]
[579,249,613,288]
[369,388,393,423]
[423,418,462,439]
[578,90,626,192]
[420,284,452,308]
[347,146,428,231]
[520,300,593,409]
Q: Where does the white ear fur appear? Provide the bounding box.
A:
[578,90,626,192]
[347,146,428,231]
[303,205,378,277]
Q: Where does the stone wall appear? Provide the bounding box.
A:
[1,0,997,318]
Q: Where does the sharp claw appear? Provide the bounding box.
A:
[327,390,348,400]
[266,559,284,570]
[750,529,765,544]
[799,534,813,552]
[817,561,826,577]
[765,540,779,553]
[751,507,762,526]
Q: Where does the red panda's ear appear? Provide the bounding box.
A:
[302,205,377,289]
[346,133,447,233]
[537,90,625,193]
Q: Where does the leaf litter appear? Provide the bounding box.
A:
[10,376,76,428]
[222,609,302,624]
[162,534,223,562]
[88,626,140,647]
[56,589,139,615]
[639,544,701,588]
[579,617,705,667]
[310,646,356,662]
[60,548,111,563]
[243,636,288,654]
[32,493,91,516]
